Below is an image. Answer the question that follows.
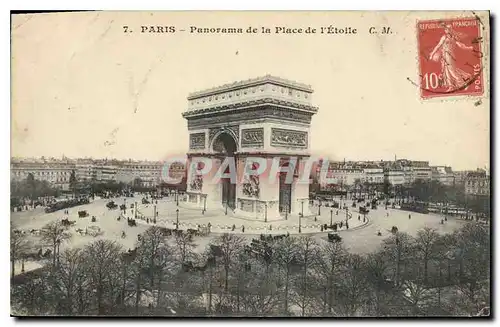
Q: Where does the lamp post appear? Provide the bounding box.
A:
[153,204,156,222]
[203,195,207,215]
[176,208,179,230]
[298,199,305,233]
[285,205,288,221]
[176,190,179,206]
[135,202,138,219]
[318,202,322,216]
[264,202,268,223]
[330,209,333,226]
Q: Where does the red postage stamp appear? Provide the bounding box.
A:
[417,17,484,99]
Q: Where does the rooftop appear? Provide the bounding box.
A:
[187,74,314,100]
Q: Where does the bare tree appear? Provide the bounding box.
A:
[452,223,490,314]
[363,252,390,315]
[10,224,31,277]
[173,232,196,265]
[414,227,440,283]
[83,239,124,314]
[293,236,317,316]
[380,232,415,287]
[337,253,369,316]
[40,221,72,268]
[273,236,300,315]
[315,239,347,315]
[212,233,244,292]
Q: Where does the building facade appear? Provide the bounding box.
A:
[465,170,490,196]
[10,157,74,190]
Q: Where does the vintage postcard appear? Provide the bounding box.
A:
[10,11,490,317]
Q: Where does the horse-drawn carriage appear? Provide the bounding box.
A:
[106,201,118,210]
[127,218,137,227]
[197,226,210,236]
[78,210,89,218]
[61,218,76,226]
[142,198,150,205]
[159,227,173,236]
[187,228,199,237]
[359,206,370,215]
[86,226,103,237]
[391,226,399,234]
[120,204,126,211]
[328,232,342,243]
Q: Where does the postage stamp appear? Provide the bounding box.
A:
[417,17,484,99]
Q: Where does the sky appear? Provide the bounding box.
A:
[11,11,490,170]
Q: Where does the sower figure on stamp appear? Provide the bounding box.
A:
[429,24,474,92]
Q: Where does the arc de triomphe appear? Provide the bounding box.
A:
[182,75,318,221]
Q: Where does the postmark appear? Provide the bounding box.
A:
[417,17,484,99]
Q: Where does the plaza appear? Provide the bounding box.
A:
[11,194,467,272]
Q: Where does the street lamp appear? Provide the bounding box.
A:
[298,199,305,233]
[176,190,179,206]
[203,195,207,215]
[318,201,322,216]
[264,202,268,223]
[135,202,138,219]
[285,205,288,221]
[176,208,179,230]
[330,209,333,226]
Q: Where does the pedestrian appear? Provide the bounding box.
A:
[358,215,360,221]
[336,210,339,215]
[232,224,236,231]
[409,214,411,220]
[147,218,149,224]
[346,222,349,229]
[387,212,389,217]
[314,216,317,222]
[242,225,245,233]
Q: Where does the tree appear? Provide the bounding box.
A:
[274,237,300,315]
[363,252,391,316]
[83,239,124,314]
[174,232,196,265]
[69,170,77,196]
[414,227,440,284]
[315,239,347,315]
[40,221,72,268]
[452,223,490,313]
[380,232,415,287]
[212,233,244,292]
[49,248,87,314]
[10,224,31,277]
[337,253,369,316]
[293,236,317,316]
[136,226,174,308]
